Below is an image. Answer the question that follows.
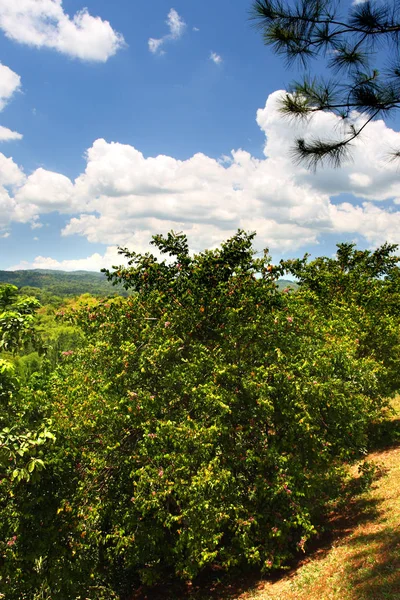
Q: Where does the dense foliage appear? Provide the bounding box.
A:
[0,285,54,504]
[0,232,399,599]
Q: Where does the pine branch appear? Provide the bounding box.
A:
[252,0,400,168]
[293,109,380,170]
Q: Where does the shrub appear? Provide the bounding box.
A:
[1,233,398,599]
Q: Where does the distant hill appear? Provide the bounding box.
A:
[276,279,299,291]
[0,270,298,299]
[0,269,128,298]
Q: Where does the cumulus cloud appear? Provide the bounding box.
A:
[148,8,185,55]
[55,137,332,253]
[329,202,400,247]
[0,125,22,141]
[256,93,400,203]
[0,152,25,187]
[14,168,74,210]
[210,52,222,65]
[0,0,125,62]
[0,153,38,235]
[9,245,125,272]
[0,63,23,140]
[3,90,400,264]
[0,63,21,110]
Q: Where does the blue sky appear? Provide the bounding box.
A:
[0,0,399,271]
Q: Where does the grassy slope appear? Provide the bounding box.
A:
[133,398,400,600]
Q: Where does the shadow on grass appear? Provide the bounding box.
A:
[130,570,261,600]
[129,495,383,600]
[345,528,400,600]
[129,420,400,600]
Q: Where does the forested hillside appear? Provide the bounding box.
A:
[0,268,297,297]
[0,269,128,298]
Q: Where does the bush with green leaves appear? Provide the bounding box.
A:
[0,284,42,408]
[0,285,41,354]
[0,285,57,596]
[1,233,399,599]
[282,242,400,397]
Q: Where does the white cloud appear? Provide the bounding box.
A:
[256,93,400,203]
[0,125,22,141]
[58,137,330,254]
[148,8,186,55]
[0,0,125,62]
[14,168,74,211]
[348,173,372,188]
[210,52,222,65]
[31,221,43,230]
[0,63,23,141]
[148,38,165,55]
[329,202,400,247]
[3,90,400,262]
[9,245,125,272]
[0,153,37,235]
[0,152,25,187]
[167,8,186,38]
[0,63,21,110]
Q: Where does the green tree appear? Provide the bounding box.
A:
[0,285,41,354]
[282,242,400,396]
[3,232,397,598]
[0,285,55,574]
[252,0,400,168]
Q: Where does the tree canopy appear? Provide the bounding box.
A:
[252,0,400,168]
[2,232,400,598]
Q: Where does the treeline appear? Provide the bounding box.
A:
[0,269,128,299]
[1,231,399,599]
